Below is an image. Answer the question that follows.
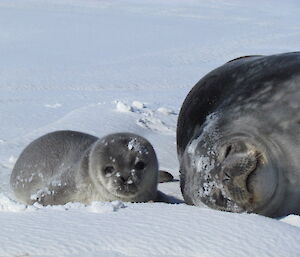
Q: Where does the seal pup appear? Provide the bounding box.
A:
[10,130,166,205]
[177,52,300,217]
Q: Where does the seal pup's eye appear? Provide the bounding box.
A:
[104,166,115,177]
[135,161,145,170]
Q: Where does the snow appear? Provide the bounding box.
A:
[0,0,300,256]
[116,101,133,113]
[1,195,300,257]
[131,101,145,110]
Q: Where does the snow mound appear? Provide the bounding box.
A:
[281,215,300,228]
[131,101,146,110]
[115,101,133,113]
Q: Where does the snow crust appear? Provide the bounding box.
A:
[0,0,300,256]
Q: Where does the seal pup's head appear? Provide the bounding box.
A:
[89,133,158,202]
[182,112,288,217]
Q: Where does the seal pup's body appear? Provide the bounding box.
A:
[177,52,300,217]
[11,131,160,205]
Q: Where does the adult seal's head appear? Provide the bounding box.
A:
[177,52,300,217]
[88,133,158,202]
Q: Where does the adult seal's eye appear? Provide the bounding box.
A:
[135,161,145,170]
[104,166,115,176]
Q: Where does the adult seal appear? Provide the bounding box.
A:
[11,131,162,205]
[177,52,300,217]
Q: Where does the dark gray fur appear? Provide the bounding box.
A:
[177,52,300,217]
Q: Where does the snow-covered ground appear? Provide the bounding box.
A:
[0,0,300,256]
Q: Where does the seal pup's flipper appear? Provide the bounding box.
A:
[158,170,174,183]
[154,190,184,204]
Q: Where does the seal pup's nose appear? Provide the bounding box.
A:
[119,171,132,184]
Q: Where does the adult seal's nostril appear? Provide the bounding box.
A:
[221,151,257,182]
[220,151,258,207]
[220,141,249,161]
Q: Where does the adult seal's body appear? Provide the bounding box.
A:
[11,131,161,205]
[177,52,300,217]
